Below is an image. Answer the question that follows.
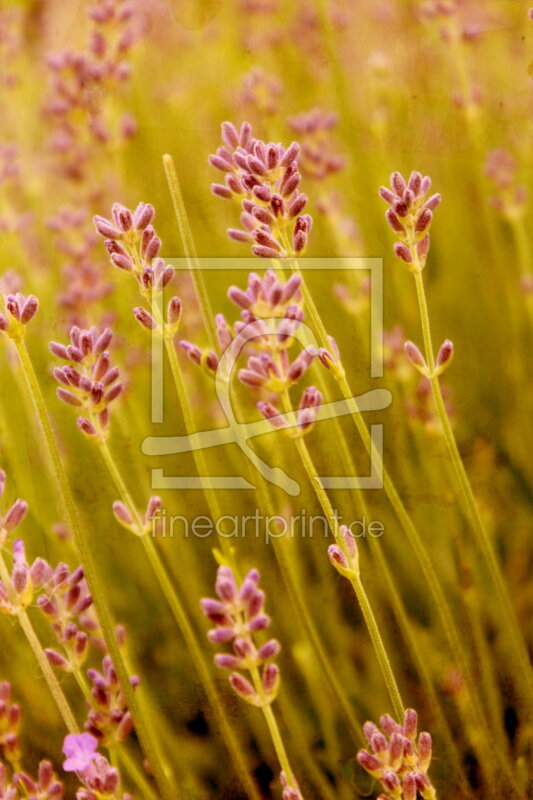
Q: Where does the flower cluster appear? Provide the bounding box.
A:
[44,0,143,180]
[237,67,283,119]
[357,709,437,800]
[50,326,124,439]
[94,202,180,336]
[0,682,21,765]
[15,761,64,800]
[37,563,97,672]
[327,525,360,578]
[201,566,281,707]
[85,655,137,745]
[380,171,441,270]
[180,269,324,435]
[34,559,137,746]
[0,292,38,338]
[485,149,527,221]
[209,121,313,257]
[0,540,35,616]
[287,109,345,180]
[62,733,130,800]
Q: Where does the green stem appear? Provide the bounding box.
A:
[282,264,517,788]
[9,610,79,734]
[162,154,217,349]
[289,419,404,722]
[11,337,173,800]
[97,438,260,800]
[412,268,533,700]
[249,664,300,794]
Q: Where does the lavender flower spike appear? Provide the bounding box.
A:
[201,565,280,707]
[380,171,441,270]
[357,709,438,800]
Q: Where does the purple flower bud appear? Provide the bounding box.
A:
[94,329,113,355]
[415,208,432,233]
[363,721,379,743]
[228,286,252,309]
[340,525,357,559]
[386,208,405,233]
[404,340,427,371]
[390,171,406,195]
[262,663,279,694]
[287,347,314,382]
[211,183,232,199]
[112,501,134,527]
[229,673,257,702]
[389,732,404,768]
[380,713,401,736]
[393,242,413,263]
[381,770,401,792]
[208,627,235,644]
[77,417,97,437]
[357,749,382,776]
[133,307,157,331]
[252,245,285,259]
[221,121,239,150]
[20,296,38,324]
[257,401,288,429]
[436,339,453,370]
[403,773,417,800]
[281,172,301,197]
[94,216,121,239]
[408,171,422,195]
[417,233,431,260]
[328,544,349,570]
[403,708,418,739]
[418,731,432,770]
[288,194,307,218]
[45,650,70,670]
[257,639,281,661]
[2,500,28,532]
[132,202,155,230]
[423,193,441,211]
[215,654,242,670]
[280,142,300,167]
[379,186,396,204]
[57,388,82,407]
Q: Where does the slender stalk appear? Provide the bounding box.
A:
[0,550,79,734]
[10,337,173,800]
[249,663,300,794]
[412,266,533,700]
[291,430,404,722]
[162,154,217,349]
[278,271,519,789]
[162,158,366,744]
[97,437,260,800]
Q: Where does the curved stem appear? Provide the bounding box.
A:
[97,438,260,800]
[292,431,404,721]
[412,268,533,700]
[10,338,173,800]
[0,552,78,733]
[249,664,300,795]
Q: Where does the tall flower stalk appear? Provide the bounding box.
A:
[0,294,173,800]
[381,170,533,702]
[50,320,261,800]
